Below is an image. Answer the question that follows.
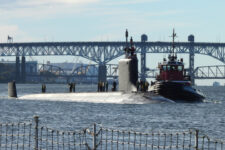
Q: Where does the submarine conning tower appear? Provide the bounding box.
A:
[119,30,138,92]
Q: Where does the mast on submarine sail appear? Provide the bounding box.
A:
[125,29,129,58]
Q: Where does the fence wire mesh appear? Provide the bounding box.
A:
[96,127,196,150]
[37,126,89,150]
[0,122,34,150]
[0,117,224,150]
[197,131,224,150]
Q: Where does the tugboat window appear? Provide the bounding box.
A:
[167,66,170,70]
[178,66,183,71]
[163,66,167,71]
[171,66,176,71]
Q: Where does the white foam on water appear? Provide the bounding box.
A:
[19,92,173,104]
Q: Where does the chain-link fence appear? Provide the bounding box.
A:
[0,121,34,149]
[0,116,224,150]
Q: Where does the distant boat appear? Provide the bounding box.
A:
[213,81,220,86]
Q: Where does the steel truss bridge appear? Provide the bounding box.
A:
[28,63,225,82]
[194,65,225,79]
[1,42,225,63]
[35,63,118,78]
[1,40,225,83]
[27,64,118,83]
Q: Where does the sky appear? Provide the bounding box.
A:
[1,0,225,85]
[1,0,225,42]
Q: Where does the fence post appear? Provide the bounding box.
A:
[195,129,199,150]
[93,123,96,150]
[34,116,39,150]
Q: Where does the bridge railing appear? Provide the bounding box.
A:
[0,116,224,150]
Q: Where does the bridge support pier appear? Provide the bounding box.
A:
[21,56,26,83]
[98,63,106,83]
[140,34,148,82]
[188,35,195,85]
[15,56,20,82]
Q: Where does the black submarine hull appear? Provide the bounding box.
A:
[151,81,204,102]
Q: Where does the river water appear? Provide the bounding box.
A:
[0,84,224,140]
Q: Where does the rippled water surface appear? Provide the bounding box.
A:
[0,84,224,140]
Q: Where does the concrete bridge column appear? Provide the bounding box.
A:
[188,35,195,85]
[98,63,106,82]
[15,56,20,82]
[21,56,26,83]
[140,34,148,81]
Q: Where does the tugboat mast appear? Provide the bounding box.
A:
[170,29,177,60]
[172,29,176,54]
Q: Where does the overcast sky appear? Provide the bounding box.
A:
[1,0,225,85]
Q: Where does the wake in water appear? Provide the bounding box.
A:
[19,92,173,104]
[203,99,222,104]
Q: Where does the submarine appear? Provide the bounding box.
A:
[19,30,171,104]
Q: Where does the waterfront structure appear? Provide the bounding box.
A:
[0,60,37,82]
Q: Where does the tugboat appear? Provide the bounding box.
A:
[150,29,205,102]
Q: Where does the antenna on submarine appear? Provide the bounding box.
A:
[130,36,135,56]
[125,29,129,58]
[130,36,133,47]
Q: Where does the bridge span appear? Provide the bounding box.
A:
[1,41,225,63]
[194,65,225,79]
[1,34,225,83]
[28,63,225,84]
